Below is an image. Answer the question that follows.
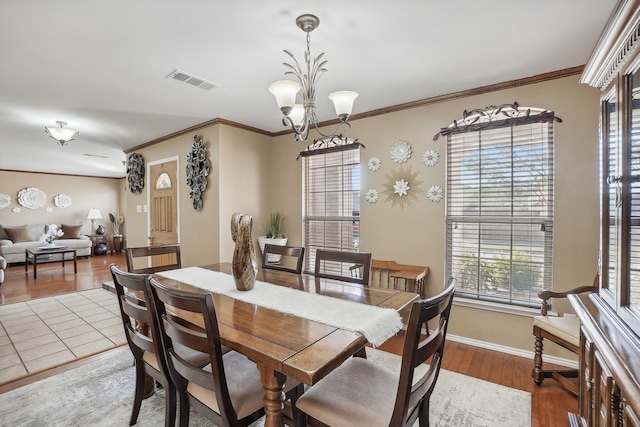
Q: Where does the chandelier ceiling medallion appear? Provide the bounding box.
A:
[269,14,358,142]
[45,121,79,146]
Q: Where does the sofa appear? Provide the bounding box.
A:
[0,255,5,284]
[0,223,92,264]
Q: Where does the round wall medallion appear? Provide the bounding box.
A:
[390,140,412,163]
[53,193,72,208]
[17,187,47,209]
[0,193,10,209]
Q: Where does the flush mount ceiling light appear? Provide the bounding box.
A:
[269,14,358,142]
[45,121,79,146]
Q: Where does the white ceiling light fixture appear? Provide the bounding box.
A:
[269,14,358,142]
[45,121,79,146]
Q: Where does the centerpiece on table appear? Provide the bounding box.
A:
[231,213,258,291]
[41,224,64,248]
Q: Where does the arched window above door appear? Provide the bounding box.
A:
[155,172,172,189]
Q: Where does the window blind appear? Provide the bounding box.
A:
[302,145,360,274]
[446,122,554,306]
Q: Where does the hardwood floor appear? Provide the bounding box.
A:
[0,253,576,426]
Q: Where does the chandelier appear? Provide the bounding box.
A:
[45,121,79,146]
[269,14,358,142]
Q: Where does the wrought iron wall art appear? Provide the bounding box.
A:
[127,153,145,194]
[186,135,210,211]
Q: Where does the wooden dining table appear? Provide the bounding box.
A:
[152,262,419,427]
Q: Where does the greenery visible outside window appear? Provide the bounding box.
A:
[301,137,361,274]
[444,105,556,307]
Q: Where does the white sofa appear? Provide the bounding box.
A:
[0,223,92,264]
[0,255,5,284]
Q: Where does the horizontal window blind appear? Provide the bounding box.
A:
[447,121,554,306]
[303,145,360,274]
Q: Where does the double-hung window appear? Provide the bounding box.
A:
[301,137,362,274]
[443,105,557,307]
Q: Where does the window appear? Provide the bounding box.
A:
[301,137,362,274]
[442,104,557,307]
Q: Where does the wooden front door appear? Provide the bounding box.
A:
[150,161,178,254]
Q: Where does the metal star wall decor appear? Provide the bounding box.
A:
[381,166,424,209]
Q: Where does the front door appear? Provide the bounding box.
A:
[149,161,178,264]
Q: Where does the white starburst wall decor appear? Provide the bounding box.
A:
[381,166,424,209]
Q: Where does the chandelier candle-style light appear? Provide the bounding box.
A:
[269,14,358,142]
[45,121,79,146]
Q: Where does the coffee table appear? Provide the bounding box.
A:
[25,247,77,279]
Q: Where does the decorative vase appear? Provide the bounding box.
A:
[112,235,124,252]
[231,213,258,291]
[258,236,288,263]
[46,242,56,248]
[96,225,105,236]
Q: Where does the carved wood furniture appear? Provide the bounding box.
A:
[151,262,418,427]
[125,244,181,274]
[314,249,372,285]
[262,243,305,274]
[568,294,640,427]
[25,247,77,280]
[370,259,429,298]
[532,278,598,396]
[295,278,456,427]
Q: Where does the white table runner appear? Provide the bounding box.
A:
[157,266,403,347]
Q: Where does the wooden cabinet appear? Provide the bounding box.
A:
[569,294,640,427]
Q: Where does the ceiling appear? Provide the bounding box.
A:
[0,0,618,178]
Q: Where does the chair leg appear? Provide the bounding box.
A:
[294,407,307,427]
[532,334,544,385]
[163,383,177,427]
[419,400,430,427]
[130,360,146,426]
[178,393,190,427]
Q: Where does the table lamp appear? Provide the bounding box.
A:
[87,208,102,235]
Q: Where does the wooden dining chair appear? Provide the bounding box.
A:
[146,276,305,427]
[125,244,182,274]
[262,243,305,274]
[532,273,599,396]
[314,249,372,285]
[294,277,456,427]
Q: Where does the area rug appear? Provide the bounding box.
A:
[0,347,530,427]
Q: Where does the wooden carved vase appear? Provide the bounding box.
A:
[231,213,258,291]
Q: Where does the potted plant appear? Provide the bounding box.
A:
[258,212,288,262]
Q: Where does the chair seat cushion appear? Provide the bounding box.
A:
[296,357,399,427]
[187,351,299,420]
[533,315,580,347]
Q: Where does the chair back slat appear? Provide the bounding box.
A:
[391,277,456,426]
[126,244,182,274]
[263,244,305,274]
[147,276,239,423]
[314,249,372,285]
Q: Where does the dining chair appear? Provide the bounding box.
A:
[532,273,599,396]
[147,276,305,427]
[125,243,182,274]
[294,277,457,427]
[314,249,372,285]
[110,264,176,426]
[263,243,305,274]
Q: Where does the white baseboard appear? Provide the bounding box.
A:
[446,333,579,369]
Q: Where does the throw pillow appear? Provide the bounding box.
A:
[5,225,31,243]
[27,224,46,241]
[0,225,8,240]
[60,224,83,239]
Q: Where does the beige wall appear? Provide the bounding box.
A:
[123,123,273,267]
[0,170,122,237]
[269,75,601,355]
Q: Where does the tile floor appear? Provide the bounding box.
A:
[0,288,126,384]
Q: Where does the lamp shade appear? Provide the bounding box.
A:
[268,80,301,115]
[328,91,359,121]
[289,104,305,128]
[45,121,79,145]
[87,208,102,220]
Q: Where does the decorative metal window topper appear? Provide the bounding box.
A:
[297,134,365,159]
[433,102,562,140]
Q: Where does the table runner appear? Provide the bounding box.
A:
[157,267,403,347]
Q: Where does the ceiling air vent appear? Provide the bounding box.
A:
[166,69,219,91]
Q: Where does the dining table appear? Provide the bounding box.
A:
[151,262,419,427]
